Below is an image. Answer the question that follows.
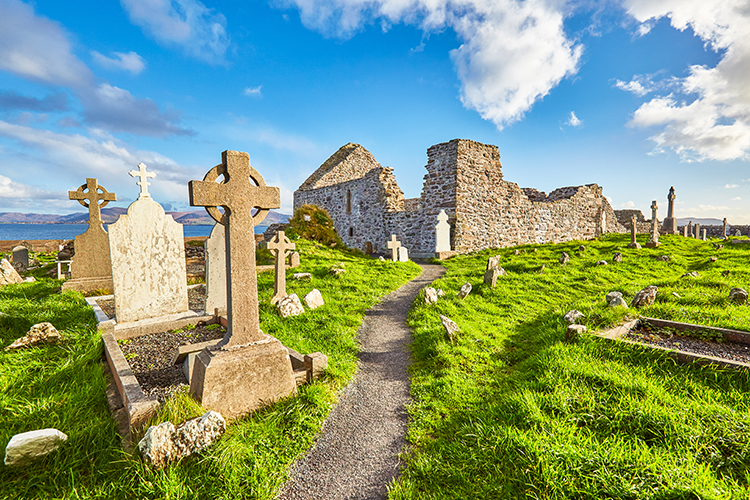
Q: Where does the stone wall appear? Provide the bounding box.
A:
[678,225,746,238]
[294,139,625,255]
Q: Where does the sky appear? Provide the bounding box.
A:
[0,0,748,223]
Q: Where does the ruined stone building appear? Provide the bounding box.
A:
[294,139,625,255]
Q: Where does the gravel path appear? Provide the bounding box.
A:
[278,263,445,500]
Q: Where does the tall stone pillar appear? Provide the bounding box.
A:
[661,186,677,235]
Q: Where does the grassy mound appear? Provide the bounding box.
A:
[394,233,750,499]
[285,205,344,249]
[0,238,420,499]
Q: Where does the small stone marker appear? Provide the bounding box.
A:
[457,282,472,299]
[723,218,728,239]
[730,288,748,304]
[595,260,607,266]
[63,178,116,293]
[12,245,28,271]
[440,314,459,343]
[293,272,311,280]
[277,293,304,317]
[628,214,641,249]
[702,229,707,241]
[289,251,301,268]
[486,255,501,271]
[694,223,701,239]
[435,209,451,253]
[0,258,22,285]
[424,287,438,304]
[387,234,401,262]
[188,150,295,420]
[736,229,742,237]
[484,267,505,287]
[303,289,324,309]
[559,251,570,264]
[608,297,628,308]
[683,225,688,237]
[268,230,296,304]
[605,291,623,304]
[4,428,67,466]
[644,200,660,248]
[204,224,227,316]
[566,324,586,340]
[109,165,189,323]
[398,246,409,262]
[304,353,327,383]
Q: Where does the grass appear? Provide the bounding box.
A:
[0,238,420,499]
[392,234,750,499]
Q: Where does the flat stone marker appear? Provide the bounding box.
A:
[435,209,451,253]
[12,245,28,271]
[268,230,295,304]
[63,178,116,293]
[188,150,295,420]
[387,234,401,262]
[109,165,189,323]
[204,223,227,316]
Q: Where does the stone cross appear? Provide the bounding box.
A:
[387,234,401,262]
[435,210,451,253]
[667,187,675,218]
[68,178,116,227]
[630,215,638,244]
[129,163,156,199]
[723,218,728,239]
[650,200,659,242]
[189,150,280,348]
[268,230,295,304]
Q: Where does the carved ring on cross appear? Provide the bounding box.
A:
[72,184,114,209]
[201,162,270,226]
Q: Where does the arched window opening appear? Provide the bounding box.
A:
[346,189,352,214]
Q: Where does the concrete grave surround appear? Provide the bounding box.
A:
[294,139,624,255]
[108,166,189,323]
[435,209,451,252]
[12,245,28,270]
[204,223,227,315]
[188,150,295,420]
[63,178,117,293]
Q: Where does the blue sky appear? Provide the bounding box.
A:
[0,0,748,223]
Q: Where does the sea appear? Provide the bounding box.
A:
[0,223,269,241]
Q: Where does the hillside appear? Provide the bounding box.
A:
[0,209,291,226]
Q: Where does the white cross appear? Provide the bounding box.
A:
[129,163,156,199]
[387,234,401,262]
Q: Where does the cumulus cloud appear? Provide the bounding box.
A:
[732,196,742,201]
[623,0,750,161]
[0,173,63,201]
[725,183,738,188]
[120,0,230,61]
[91,50,146,74]
[0,91,67,112]
[566,111,582,127]
[244,85,262,97]
[280,0,582,129]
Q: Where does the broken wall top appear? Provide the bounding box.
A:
[298,143,383,191]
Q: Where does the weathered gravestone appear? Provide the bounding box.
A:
[398,246,409,262]
[683,225,688,237]
[694,223,701,240]
[723,218,728,239]
[702,229,707,241]
[627,215,641,249]
[62,178,116,293]
[288,251,300,268]
[644,201,660,248]
[661,186,677,234]
[188,150,295,420]
[435,209,451,253]
[108,164,190,324]
[268,230,295,304]
[687,221,693,237]
[387,234,401,262]
[204,223,227,316]
[12,245,29,271]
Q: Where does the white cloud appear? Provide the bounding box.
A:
[725,183,738,188]
[620,200,635,208]
[623,0,750,161]
[244,85,262,97]
[120,0,230,62]
[731,196,742,201]
[0,0,94,88]
[91,51,146,74]
[280,0,582,129]
[0,173,62,201]
[566,111,582,127]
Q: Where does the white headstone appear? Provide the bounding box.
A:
[398,246,409,262]
[204,223,226,315]
[109,167,189,323]
[435,210,451,252]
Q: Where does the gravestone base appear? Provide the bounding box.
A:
[644,241,660,248]
[190,334,296,421]
[627,242,642,249]
[62,276,113,294]
[435,251,457,260]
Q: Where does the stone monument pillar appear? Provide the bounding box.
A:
[661,186,677,234]
[687,221,693,238]
[694,223,701,239]
[627,215,641,249]
[188,150,295,420]
[62,178,117,293]
[723,218,728,239]
[644,200,660,248]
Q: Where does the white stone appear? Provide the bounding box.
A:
[435,210,451,253]
[0,258,22,285]
[293,272,312,280]
[608,297,628,308]
[108,197,189,323]
[304,289,324,309]
[204,223,226,315]
[457,282,472,299]
[4,428,67,466]
[23,277,36,282]
[277,293,304,317]
[563,310,584,324]
[398,246,409,262]
[138,421,176,468]
[440,314,459,342]
[424,287,438,304]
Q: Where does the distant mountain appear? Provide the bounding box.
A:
[675,217,725,226]
[0,209,291,226]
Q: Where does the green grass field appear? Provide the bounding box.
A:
[393,234,750,499]
[0,239,420,499]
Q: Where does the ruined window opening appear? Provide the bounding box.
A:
[348,227,354,237]
[346,189,352,214]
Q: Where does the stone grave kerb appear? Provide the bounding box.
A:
[189,150,280,348]
[387,234,401,262]
[268,230,295,304]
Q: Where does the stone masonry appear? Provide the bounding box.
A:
[294,139,624,254]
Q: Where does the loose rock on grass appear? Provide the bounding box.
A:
[631,286,658,308]
[4,429,67,466]
[564,310,584,324]
[440,315,459,343]
[138,411,225,468]
[729,287,748,304]
[457,282,472,299]
[559,252,570,264]
[278,294,304,317]
[5,322,61,351]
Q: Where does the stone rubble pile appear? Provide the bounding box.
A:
[138,411,226,468]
